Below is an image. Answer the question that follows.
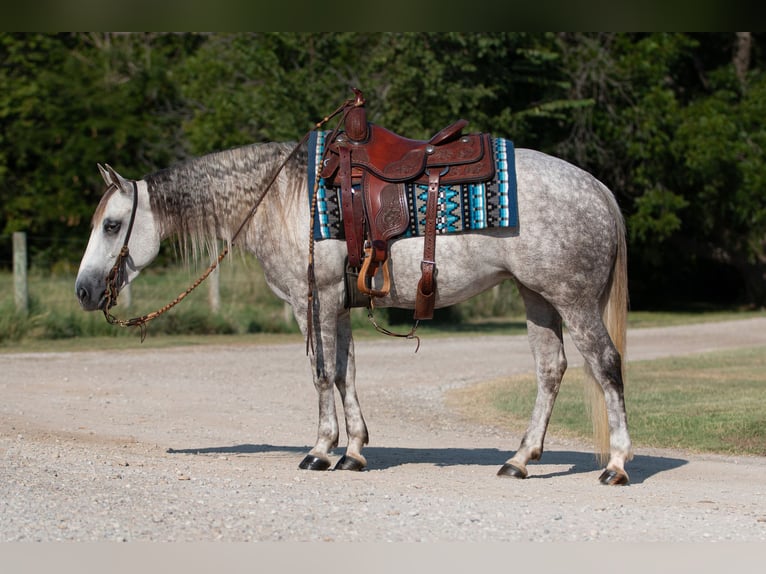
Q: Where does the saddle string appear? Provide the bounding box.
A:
[365,299,421,352]
[103,94,359,341]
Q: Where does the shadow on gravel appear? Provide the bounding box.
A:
[168,444,687,484]
[524,451,688,484]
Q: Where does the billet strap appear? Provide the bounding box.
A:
[339,146,364,268]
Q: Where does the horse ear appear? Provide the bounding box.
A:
[98,163,111,186]
[103,163,130,193]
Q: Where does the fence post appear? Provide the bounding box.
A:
[208,265,220,313]
[121,283,132,309]
[13,231,28,315]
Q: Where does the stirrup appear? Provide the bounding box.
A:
[357,247,391,298]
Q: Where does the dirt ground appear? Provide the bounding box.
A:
[1,317,765,542]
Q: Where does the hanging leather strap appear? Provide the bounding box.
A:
[414,169,441,320]
[339,145,364,268]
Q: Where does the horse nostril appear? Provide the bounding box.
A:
[77,285,89,304]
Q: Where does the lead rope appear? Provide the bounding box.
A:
[104,94,357,342]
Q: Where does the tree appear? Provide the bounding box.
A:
[2,32,764,308]
[555,32,766,307]
[0,33,197,266]
[670,67,766,306]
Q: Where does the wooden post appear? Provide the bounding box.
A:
[208,265,220,313]
[13,232,28,315]
[121,283,132,309]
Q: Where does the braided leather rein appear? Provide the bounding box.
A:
[102,95,358,342]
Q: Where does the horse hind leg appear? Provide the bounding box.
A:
[498,285,567,479]
[560,305,632,485]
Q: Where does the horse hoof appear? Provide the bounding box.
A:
[497,463,528,479]
[333,455,365,471]
[298,455,331,471]
[599,469,629,485]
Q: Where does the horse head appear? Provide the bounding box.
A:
[75,164,160,311]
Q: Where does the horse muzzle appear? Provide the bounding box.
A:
[75,275,109,312]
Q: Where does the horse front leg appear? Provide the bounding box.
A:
[295,296,368,471]
[298,349,340,470]
[331,310,369,471]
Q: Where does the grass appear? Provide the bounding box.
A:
[450,346,766,457]
[0,255,531,350]
[625,309,762,328]
[3,254,762,351]
[1,257,298,347]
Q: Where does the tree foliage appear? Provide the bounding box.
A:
[1,33,195,265]
[1,32,764,307]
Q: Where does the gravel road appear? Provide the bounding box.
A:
[1,317,765,542]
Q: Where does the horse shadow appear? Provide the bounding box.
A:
[167,444,687,484]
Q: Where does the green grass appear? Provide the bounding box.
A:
[1,256,763,352]
[0,257,297,346]
[0,258,529,349]
[452,346,766,457]
[626,309,763,328]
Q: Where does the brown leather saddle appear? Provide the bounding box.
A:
[319,92,495,320]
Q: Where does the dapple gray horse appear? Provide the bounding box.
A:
[75,140,632,485]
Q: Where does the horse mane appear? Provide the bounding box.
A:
[143,141,306,263]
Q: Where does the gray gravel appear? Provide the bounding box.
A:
[2,317,766,542]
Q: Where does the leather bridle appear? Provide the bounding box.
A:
[100,93,358,344]
[103,180,139,321]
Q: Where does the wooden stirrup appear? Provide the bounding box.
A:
[357,248,391,298]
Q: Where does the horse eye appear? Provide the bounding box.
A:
[103,219,121,235]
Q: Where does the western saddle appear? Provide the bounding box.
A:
[319,90,495,320]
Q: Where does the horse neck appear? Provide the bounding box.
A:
[144,141,307,257]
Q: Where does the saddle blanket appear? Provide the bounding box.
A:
[307,130,519,241]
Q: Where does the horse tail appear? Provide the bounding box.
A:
[585,186,628,466]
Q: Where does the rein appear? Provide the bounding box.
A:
[103,90,419,351]
[103,94,357,341]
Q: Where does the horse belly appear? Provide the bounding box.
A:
[381,232,514,309]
